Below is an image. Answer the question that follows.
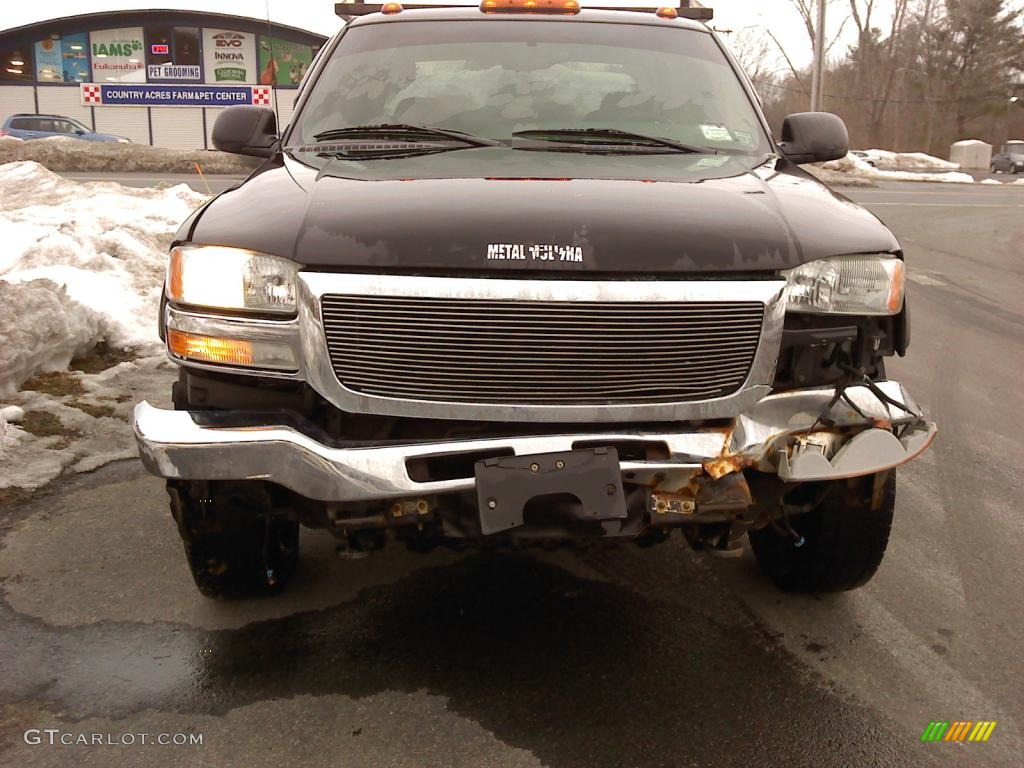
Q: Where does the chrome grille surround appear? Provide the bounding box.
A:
[298,274,786,423]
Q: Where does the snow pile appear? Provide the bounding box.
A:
[0,357,174,491]
[863,149,959,171]
[0,279,104,397]
[0,161,206,491]
[0,161,206,393]
[819,152,976,183]
[0,135,259,174]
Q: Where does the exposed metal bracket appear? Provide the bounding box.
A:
[777,423,937,482]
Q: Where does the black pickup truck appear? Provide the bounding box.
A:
[134,1,936,599]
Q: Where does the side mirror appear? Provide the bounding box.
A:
[74,129,86,135]
[212,105,278,158]
[778,112,849,164]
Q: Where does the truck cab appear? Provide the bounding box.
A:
[134,1,936,599]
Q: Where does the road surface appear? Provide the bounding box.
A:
[1,179,1022,767]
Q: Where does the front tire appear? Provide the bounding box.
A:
[167,480,299,599]
[748,471,895,593]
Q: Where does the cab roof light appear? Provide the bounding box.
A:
[336,2,714,21]
[480,0,581,13]
[381,1,403,12]
[655,6,677,17]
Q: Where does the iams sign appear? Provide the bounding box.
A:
[92,40,141,57]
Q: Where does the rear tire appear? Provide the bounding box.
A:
[167,480,299,599]
[748,471,894,593]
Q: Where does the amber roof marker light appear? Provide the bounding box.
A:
[656,6,678,18]
[480,0,582,14]
[381,1,404,13]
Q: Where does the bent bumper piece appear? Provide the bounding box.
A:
[134,381,935,503]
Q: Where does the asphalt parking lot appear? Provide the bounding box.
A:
[1,178,1022,767]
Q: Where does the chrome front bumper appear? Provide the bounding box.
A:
[134,381,936,503]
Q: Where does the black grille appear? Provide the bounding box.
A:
[321,295,764,405]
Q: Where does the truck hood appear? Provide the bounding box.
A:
[184,148,899,274]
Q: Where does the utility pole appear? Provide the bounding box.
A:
[1009,96,1020,146]
[809,0,826,111]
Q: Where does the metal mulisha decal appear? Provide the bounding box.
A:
[486,244,584,263]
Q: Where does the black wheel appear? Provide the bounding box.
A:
[167,480,299,599]
[748,471,895,593]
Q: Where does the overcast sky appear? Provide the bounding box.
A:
[0,0,867,70]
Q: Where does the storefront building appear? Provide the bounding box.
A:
[0,10,326,148]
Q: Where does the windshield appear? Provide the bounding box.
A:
[288,20,769,156]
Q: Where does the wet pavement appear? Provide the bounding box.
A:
[0,464,956,768]
[2,183,1022,767]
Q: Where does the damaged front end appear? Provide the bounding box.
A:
[134,378,935,553]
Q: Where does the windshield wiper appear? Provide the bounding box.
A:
[512,128,715,154]
[313,124,502,147]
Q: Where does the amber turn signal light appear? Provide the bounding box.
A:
[167,247,184,302]
[168,329,255,367]
[480,0,581,14]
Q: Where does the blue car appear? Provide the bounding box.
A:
[1,113,130,143]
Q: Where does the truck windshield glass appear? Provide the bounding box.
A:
[289,21,769,155]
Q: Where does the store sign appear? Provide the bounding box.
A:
[80,82,273,107]
[90,28,146,83]
[258,35,316,86]
[34,33,89,83]
[203,29,257,84]
[147,64,201,80]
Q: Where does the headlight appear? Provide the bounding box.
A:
[783,255,905,315]
[167,245,298,315]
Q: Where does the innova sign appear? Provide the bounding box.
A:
[202,29,257,84]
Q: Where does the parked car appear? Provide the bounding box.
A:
[0,113,130,143]
[134,1,936,600]
[990,145,1024,173]
[851,150,877,167]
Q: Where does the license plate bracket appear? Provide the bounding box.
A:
[475,447,626,535]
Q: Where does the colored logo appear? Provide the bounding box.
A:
[214,33,245,48]
[921,721,997,743]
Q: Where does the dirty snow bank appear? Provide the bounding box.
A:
[819,152,975,183]
[803,164,876,187]
[0,279,104,397]
[0,161,206,491]
[862,149,959,171]
[0,135,258,174]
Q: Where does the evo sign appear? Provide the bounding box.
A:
[81,83,273,107]
[202,29,257,84]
